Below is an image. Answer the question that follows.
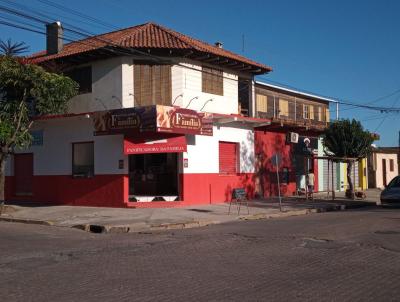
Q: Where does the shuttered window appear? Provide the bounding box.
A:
[317,106,322,121]
[202,67,223,96]
[219,141,238,175]
[309,105,314,119]
[279,98,289,117]
[134,64,172,106]
[256,94,268,113]
[325,108,330,122]
[303,104,310,119]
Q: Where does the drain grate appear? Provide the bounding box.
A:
[89,225,106,233]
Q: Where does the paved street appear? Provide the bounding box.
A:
[1,206,400,301]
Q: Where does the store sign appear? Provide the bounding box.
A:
[156,105,213,136]
[124,135,187,154]
[93,106,155,135]
[93,105,213,136]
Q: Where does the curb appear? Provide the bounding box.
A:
[0,202,373,233]
[239,209,312,221]
[0,216,54,226]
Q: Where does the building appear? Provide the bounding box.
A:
[253,82,332,196]
[368,147,399,189]
[5,22,332,207]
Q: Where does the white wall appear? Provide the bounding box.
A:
[171,61,239,114]
[184,125,254,174]
[67,56,241,116]
[6,117,127,176]
[68,57,127,113]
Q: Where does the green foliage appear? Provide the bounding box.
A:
[0,55,78,153]
[322,119,375,159]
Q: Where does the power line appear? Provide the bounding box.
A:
[257,77,400,113]
[2,1,400,115]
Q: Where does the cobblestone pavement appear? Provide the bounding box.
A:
[1,206,400,302]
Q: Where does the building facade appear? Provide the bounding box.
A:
[368,147,399,189]
[5,22,336,207]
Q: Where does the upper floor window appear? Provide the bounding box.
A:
[317,106,322,121]
[279,98,289,117]
[303,104,315,119]
[256,94,268,113]
[65,66,92,94]
[202,67,223,96]
[134,64,172,106]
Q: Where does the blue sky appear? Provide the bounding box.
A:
[1,0,400,146]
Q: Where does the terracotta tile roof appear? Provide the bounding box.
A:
[28,22,272,73]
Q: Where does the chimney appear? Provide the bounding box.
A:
[46,21,63,55]
[215,41,223,48]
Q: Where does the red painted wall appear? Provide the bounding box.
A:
[182,173,255,204]
[5,175,126,207]
[254,130,297,197]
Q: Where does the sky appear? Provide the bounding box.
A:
[1,0,400,146]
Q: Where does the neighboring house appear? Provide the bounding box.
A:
[368,147,399,189]
[253,82,332,196]
[4,22,336,207]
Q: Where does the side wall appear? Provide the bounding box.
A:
[182,125,255,204]
[5,117,127,207]
[254,131,296,198]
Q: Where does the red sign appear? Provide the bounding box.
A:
[124,134,187,154]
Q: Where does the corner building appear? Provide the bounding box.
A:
[5,22,331,207]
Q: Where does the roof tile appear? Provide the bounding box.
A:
[29,22,271,72]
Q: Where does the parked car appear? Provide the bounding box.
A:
[380,176,400,205]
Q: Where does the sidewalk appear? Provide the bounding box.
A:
[0,190,379,234]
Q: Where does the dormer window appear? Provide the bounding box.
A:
[202,67,223,96]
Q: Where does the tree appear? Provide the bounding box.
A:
[0,55,78,203]
[0,39,29,56]
[322,119,375,199]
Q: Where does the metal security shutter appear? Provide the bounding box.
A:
[350,161,359,189]
[323,160,339,191]
[219,142,237,174]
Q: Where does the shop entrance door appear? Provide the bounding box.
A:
[128,153,179,202]
[14,153,33,196]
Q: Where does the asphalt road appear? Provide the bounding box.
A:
[1,206,400,302]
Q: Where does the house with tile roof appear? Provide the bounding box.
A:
[5,22,331,207]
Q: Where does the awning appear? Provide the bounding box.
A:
[124,134,187,154]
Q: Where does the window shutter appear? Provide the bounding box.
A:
[325,108,330,122]
[256,94,267,112]
[317,106,322,121]
[279,99,289,116]
[309,105,314,119]
[202,67,223,95]
[219,142,238,174]
[134,64,171,106]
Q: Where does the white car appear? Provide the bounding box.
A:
[380,176,400,205]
